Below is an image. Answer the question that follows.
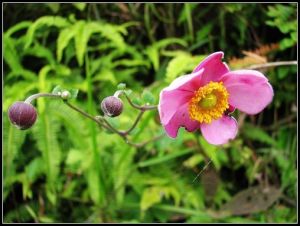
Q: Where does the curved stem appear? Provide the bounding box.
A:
[246,61,297,70]
[64,101,103,126]
[121,110,145,135]
[24,93,61,104]
[100,116,125,136]
[121,91,157,111]
[23,91,162,148]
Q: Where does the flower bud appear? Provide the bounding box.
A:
[100,96,123,117]
[8,101,37,130]
[61,91,71,100]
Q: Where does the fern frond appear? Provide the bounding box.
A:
[3,113,27,191]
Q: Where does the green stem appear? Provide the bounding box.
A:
[121,110,145,135]
[24,93,61,104]
[120,91,157,110]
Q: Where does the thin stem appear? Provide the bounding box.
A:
[246,61,297,70]
[24,93,61,104]
[23,89,161,148]
[121,110,145,135]
[122,91,157,110]
[100,116,125,136]
[64,101,103,126]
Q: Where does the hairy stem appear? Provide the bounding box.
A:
[246,61,297,70]
[121,110,145,135]
[122,91,157,110]
[24,93,61,104]
[23,91,162,148]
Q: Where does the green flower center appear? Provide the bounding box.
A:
[199,93,217,109]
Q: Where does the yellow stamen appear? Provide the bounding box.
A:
[188,81,229,124]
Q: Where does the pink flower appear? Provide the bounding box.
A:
[158,52,274,145]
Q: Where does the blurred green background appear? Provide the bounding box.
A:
[3,3,297,223]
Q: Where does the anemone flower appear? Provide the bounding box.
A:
[158,52,273,145]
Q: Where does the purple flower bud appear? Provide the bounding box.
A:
[101,96,123,117]
[8,101,37,130]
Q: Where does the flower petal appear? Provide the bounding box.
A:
[158,89,193,125]
[221,70,274,115]
[193,51,230,86]
[200,116,238,145]
[163,104,199,138]
[164,68,204,92]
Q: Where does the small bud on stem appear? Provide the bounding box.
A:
[8,101,37,130]
[101,96,123,117]
[61,91,71,100]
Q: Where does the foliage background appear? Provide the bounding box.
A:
[3,3,297,223]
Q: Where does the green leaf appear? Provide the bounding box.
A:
[183,154,205,168]
[72,3,86,11]
[25,16,70,49]
[3,35,23,72]
[166,52,206,82]
[3,114,26,193]
[117,83,126,90]
[24,43,56,65]
[87,166,101,205]
[57,26,76,62]
[141,187,162,211]
[142,90,155,105]
[69,89,79,99]
[138,148,193,168]
[45,3,60,13]
[145,38,187,71]
[5,21,32,37]
[32,102,62,205]
[25,157,45,183]
[92,69,117,85]
[52,85,63,94]
[242,123,277,146]
[73,21,126,66]
[145,46,159,71]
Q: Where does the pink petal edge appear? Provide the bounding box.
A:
[200,116,238,145]
[164,103,199,138]
[193,51,230,86]
[158,89,193,125]
[221,70,274,115]
[163,68,204,92]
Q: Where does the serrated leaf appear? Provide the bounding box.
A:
[142,90,155,104]
[25,157,45,183]
[52,85,63,94]
[74,21,126,66]
[5,21,32,37]
[132,97,143,106]
[145,46,159,71]
[69,89,78,99]
[3,35,23,72]
[57,26,76,62]
[145,38,187,71]
[3,114,26,193]
[24,43,55,65]
[141,187,162,211]
[117,83,126,89]
[25,16,70,49]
